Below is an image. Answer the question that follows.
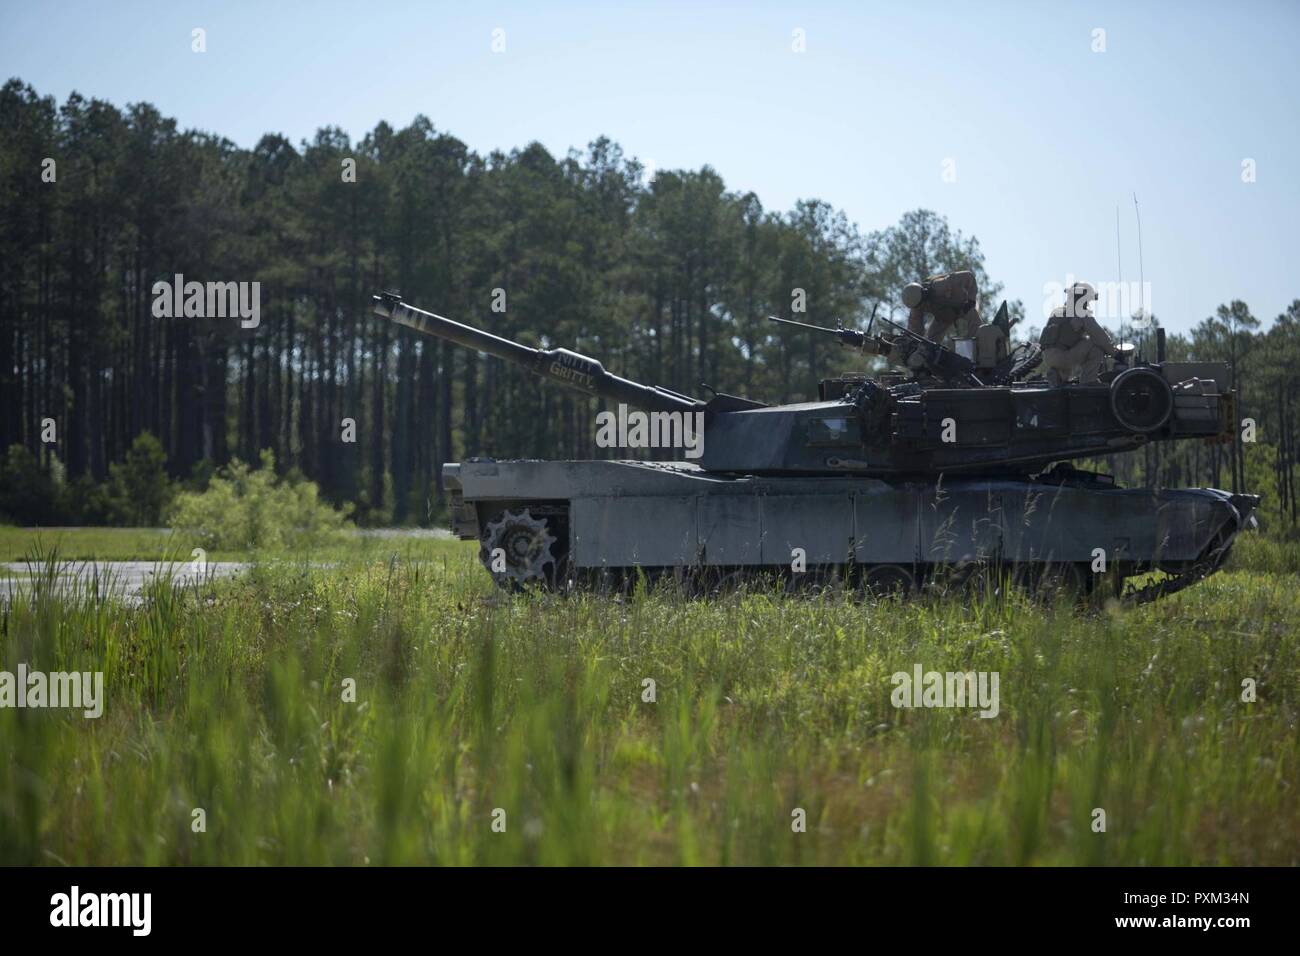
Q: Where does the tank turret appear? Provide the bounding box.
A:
[374,292,1233,478]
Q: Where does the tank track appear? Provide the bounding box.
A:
[474,508,1248,606]
[1118,529,1236,606]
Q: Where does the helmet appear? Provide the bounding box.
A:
[1066,282,1097,316]
[901,283,926,309]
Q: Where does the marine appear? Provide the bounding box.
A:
[1039,281,1119,386]
[902,270,980,343]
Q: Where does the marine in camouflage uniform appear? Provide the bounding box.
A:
[1039,282,1118,386]
[902,270,981,343]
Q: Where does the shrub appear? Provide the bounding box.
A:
[0,444,58,524]
[168,449,352,551]
[105,432,172,525]
[59,474,114,525]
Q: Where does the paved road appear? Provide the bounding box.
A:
[0,561,248,603]
[354,528,453,539]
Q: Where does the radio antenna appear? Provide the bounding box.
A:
[1134,192,1146,357]
[1116,205,1125,351]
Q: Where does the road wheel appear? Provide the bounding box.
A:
[949,560,1009,601]
[1013,561,1087,603]
[860,564,916,599]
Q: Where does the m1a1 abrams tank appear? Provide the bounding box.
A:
[372,292,1258,603]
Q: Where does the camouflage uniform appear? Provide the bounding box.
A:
[1039,283,1118,386]
[903,271,980,343]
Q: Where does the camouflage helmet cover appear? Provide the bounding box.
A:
[1066,282,1097,310]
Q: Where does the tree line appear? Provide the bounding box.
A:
[1,78,1296,532]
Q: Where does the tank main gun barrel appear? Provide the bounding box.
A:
[373,292,703,414]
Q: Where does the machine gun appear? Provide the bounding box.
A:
[770,312,983,387]
[871,315,984,386]
[372,292,703,414]
[767,315,892,355]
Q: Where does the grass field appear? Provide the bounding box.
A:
[1,530,1297,865]
[0,524,453,563]
[0,526,197,562]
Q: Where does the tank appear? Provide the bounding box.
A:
[372,292,1259,602]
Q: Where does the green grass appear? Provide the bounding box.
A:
[0,526,201,562]
[1,537,1297,866]
[0,524,456,563]
[1228,530,1300,575]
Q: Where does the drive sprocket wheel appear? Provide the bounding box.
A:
[479,508,561,590]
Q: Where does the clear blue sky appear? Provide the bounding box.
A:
[3,0,1297,334]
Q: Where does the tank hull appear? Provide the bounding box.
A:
[445,460,1257,600]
